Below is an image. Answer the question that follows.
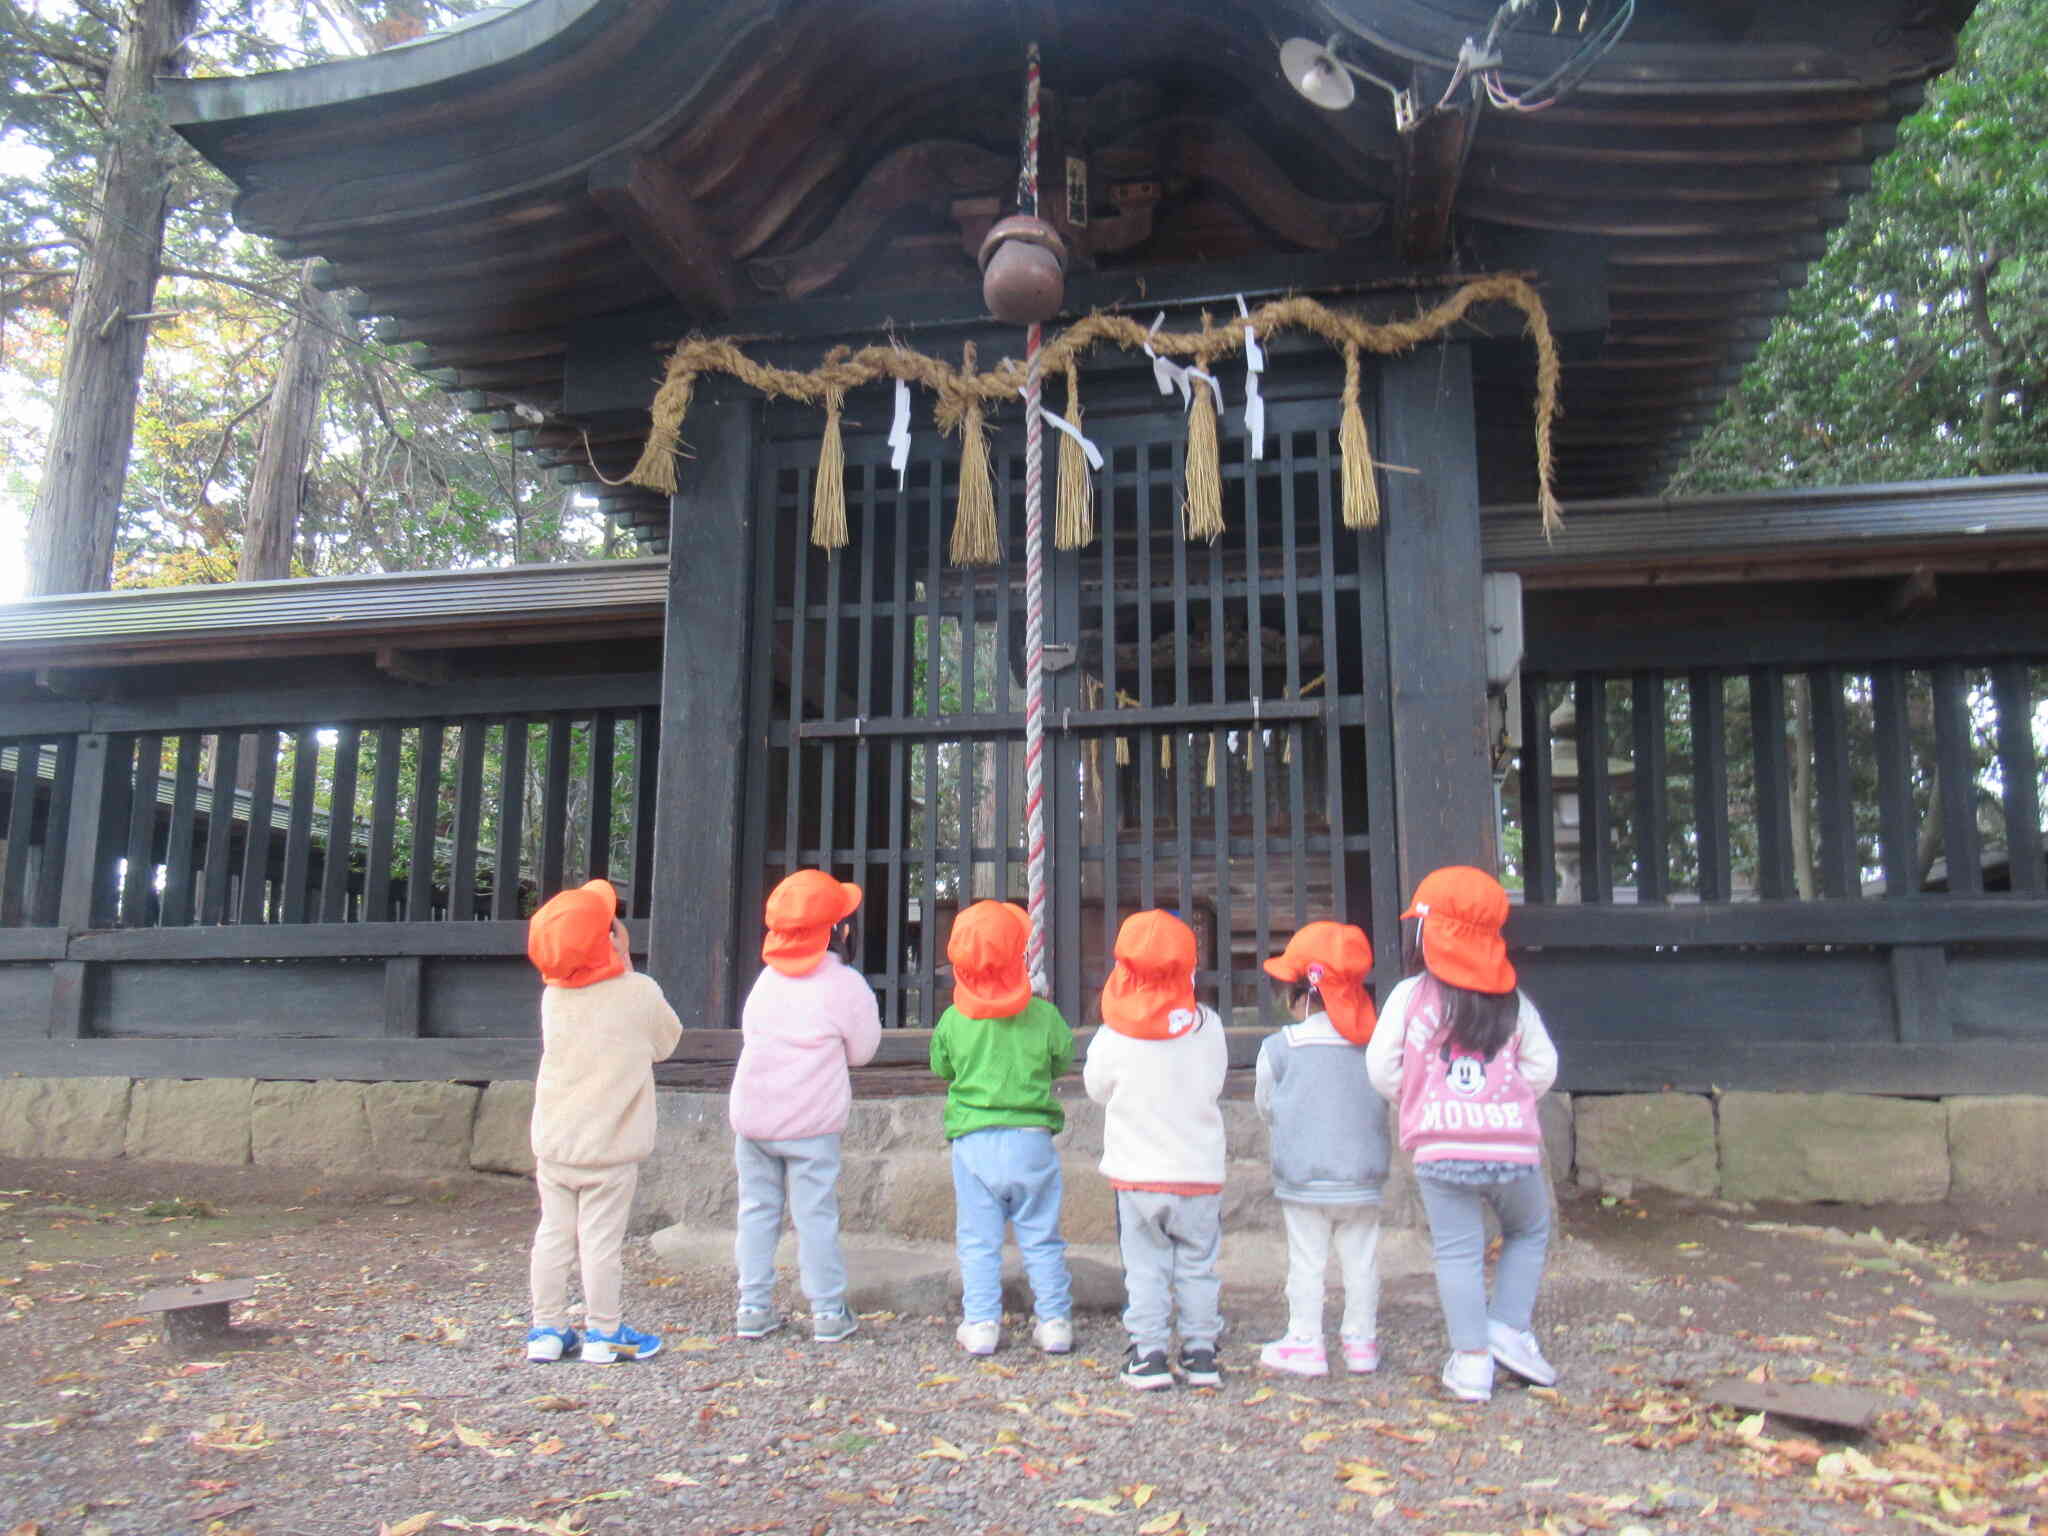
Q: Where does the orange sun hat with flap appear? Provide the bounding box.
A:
[1403,865,1516,994]
[527,878,626,989]
[762,869,863,977]
[1099,909,1202,1039]
[947,900,1033,1019]
[1262,920,1377,1044]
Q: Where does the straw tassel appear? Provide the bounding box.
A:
[1338,344,1381,530]
[811,386,848,552]
[627,370,697,493]
[1054,361,1092,550]
[1183,372,1224,544]
[943,344,1001,567]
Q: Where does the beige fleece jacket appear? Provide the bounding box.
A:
[530,971,683,1168]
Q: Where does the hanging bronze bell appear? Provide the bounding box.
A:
[978,214,1068,325]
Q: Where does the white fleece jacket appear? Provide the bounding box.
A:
[531,970,683,1168]
[1081,1006,1229,1188]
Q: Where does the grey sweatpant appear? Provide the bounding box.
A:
[734,1133,847,1315]
[1115,1189,1222,1355]
[1416,1170,1551,1353]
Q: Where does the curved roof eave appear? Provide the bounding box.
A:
[166,0,613,122]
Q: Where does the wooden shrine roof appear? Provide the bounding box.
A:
[164,0,1978,537]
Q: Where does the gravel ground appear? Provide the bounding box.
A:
[1,1156,2044,1536]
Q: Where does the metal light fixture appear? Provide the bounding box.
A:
[1278,34,1418,128]
[1279,35,1357,111]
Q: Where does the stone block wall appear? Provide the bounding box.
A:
[2,1076,2044,1218]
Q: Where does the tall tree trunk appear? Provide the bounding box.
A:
[1789,674,1816,899]
[239,262,343,581]
[24,0,196,596]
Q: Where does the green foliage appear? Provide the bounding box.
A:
[2,0,625,590]
[1673,0,2048,491]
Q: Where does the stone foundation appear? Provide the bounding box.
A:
[1,1076,2041,1215]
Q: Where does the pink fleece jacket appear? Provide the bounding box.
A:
[729,952,882,1141]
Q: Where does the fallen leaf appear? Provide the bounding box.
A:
[1125,1483,1156,1508]
[915,1437,967,1462]
[1300,1430,1334,1452]
[526,1396,584,1413]
[652,1472,701,1488]
[673,1337,718,1351]
[377,1516,438,1536]
[1243,1387,1274,1405]
[1054,1496,1123,1517]
[1137,1513,1182,1535]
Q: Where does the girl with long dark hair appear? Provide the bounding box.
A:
[1366,867,1559,1403]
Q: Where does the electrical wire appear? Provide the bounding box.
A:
[1451,0,1634,115]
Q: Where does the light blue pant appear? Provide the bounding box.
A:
[951,1126,1071,1323]
[734,1133,846,1315]
[1116,1189,1222,1355]
[1416,1170,1552,1352]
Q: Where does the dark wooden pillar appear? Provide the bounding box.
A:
[648,395,757,1028]
[1377,344,1495,893]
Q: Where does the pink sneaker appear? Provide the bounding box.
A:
[1257,1335,1328,1377]
[1340,1334,1379,1374]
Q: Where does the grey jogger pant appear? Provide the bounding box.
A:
[1115,1188,1223,1355]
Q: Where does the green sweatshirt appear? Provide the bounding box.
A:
[929,996,1075,1140]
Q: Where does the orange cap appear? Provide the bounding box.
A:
[761,869,863,977]
[527,878,625,989]
[948,900,1033,1019]
[1099,909,1201,1040]
[1262,920,1378,1044]
[1402,866,1515,994]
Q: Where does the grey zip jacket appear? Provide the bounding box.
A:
[1254,1014,1392,1204]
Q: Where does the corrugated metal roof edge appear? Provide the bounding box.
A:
[1485,474,2048,566]
[3,477,2045,658]
[0,558,668,651]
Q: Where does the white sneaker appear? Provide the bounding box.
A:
[1441,1350,1494,1403]
[1032,1317,1073,1354]
[956,1319,1001,1355]
[1487,1320,1557,1386]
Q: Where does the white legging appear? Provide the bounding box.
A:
[1281,1201,1382,1340]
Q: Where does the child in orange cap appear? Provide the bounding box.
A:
[929,900,1076,1356]
[1083,910,1229,1391]
[729,869,880,1344]
[1366,867,1559,1404]
[524,878,682,1364]
[1254,921,1388,1378]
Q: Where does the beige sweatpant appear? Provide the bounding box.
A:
[530,1159,639,1335]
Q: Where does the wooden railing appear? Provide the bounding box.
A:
[0,675,662,933]
[1513,660,2044,907]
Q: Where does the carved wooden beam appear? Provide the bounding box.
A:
[588,151,737,318]
[1395,99,1482,268]
[744,141,1012,300]
[1099,116,1385,252]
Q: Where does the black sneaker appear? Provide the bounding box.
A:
[1120,1346,1174,1391]
[1180,1346,1221,1387]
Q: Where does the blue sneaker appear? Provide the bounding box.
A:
[581,1324,662,1363]
[525,1325,578,1363]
